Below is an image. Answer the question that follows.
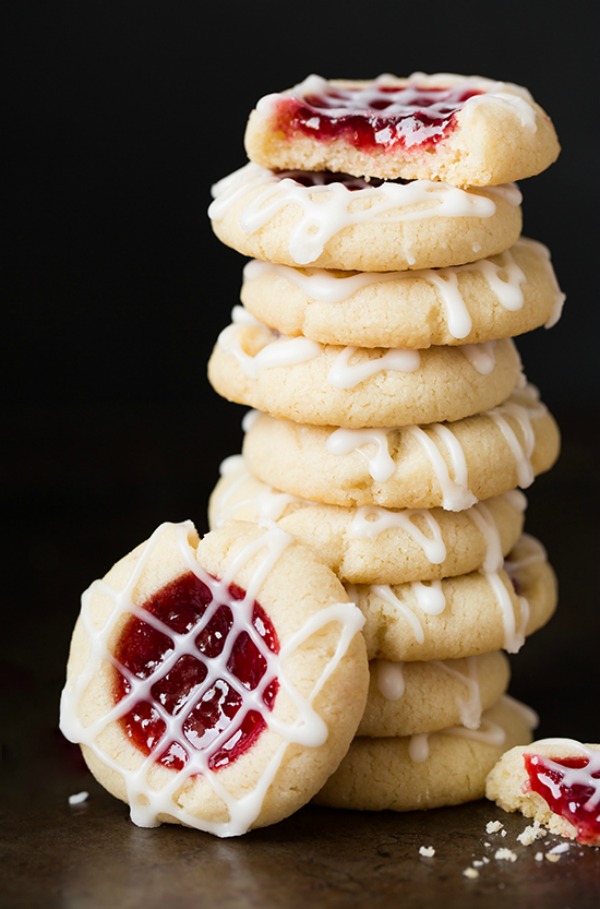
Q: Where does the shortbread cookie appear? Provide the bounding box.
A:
[314,696,538,812]
[244,73,560,187]
[486,739,600,846]
[240,237,565,349]
[359,651,511,738]
[59,520,369,837]
[242,383,560,510]
[351,533,557,661]
[208,163,522,271]
[209,455,527,585]
[208,310,522,429]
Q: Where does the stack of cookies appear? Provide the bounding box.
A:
[206,72,565,812]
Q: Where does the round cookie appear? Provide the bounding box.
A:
[314,696,538,812]
[209,455,527,585]
[359,650,511,738]
[59,519,369,837]
[240,237,565,349]
[208,310,523,429]
[208,162,523,272]
[351,533,557,661]
[244,73,560,187]
[242,383,561,510]
[485,739,600,845]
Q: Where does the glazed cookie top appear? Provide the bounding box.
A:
[241,383,560,510]
[208,163,522,271]
[359,650,511,738]
[59,520,369,836]
[486,739,600,846]
[209,454,527,585]
[349,533,557,662]
[208,307,523,429]
[240,237,565,349]
[244,73,560,186]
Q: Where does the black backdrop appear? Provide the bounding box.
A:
[3,1,600,742]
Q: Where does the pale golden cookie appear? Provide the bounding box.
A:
[208,311,522,429]
[242,383,560,510]
[59,520,369,837]
[486,739,600,845]
[208,163,522,272]
[209,455,527,585]
[351,534,557,661]
[314,696,537,812]
[240,238,565,349]
[359,651,511,737]
[244,73,560,187]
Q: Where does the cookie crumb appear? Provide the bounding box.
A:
[68,791,89,806]
[419,845,435,858]
[517,822,545,846]
[545,852,561,863]
[548,843,570,855]
[534,852,544,862]
[494,847,517,862]
[486,820,504,834]
[463,867,479,879]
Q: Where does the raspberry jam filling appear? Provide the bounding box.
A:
[276,82,483,151]
[113,572,279,772]
[524,752,600,845]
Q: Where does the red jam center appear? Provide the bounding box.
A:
[524,753,600,845]
[113,572,279,772]
[277,83,483,151]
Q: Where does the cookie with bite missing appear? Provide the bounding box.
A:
[209,455,526,585]
[486,739,600,845]
[359,650,511,738]
[244,72,560,187]
[314,696,538,812]
[59,520,369,837]
[242,383,560,511]
[208,310,522,429]
[208,163,522,272]
[240,237,565,350]
[351,534,557,661]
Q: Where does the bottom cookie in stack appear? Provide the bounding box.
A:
[209,455,558,811]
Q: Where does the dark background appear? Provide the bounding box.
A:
[3,0,600,810]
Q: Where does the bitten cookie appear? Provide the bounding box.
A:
[359,650,511,738]
[208,309,523,428]
[314,696,538,812]
[244,73,560,186]
[242,383,560,510]
[208,163,522,271]
[240,238,565,349]
[486,740,600,846]
[209,455,527,585]
[351,534,557,661]
[59,520,369,837]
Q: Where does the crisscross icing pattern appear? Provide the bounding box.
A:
[59,521,365,836]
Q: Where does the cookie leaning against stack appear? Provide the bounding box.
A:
[207,71,565,813]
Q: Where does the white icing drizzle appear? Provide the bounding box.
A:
[375,656,483,729]
[324,384,545,510]
[217,307,320,378]
[212,456,305,528]
[349,504,446,564]
[375,661,405,700]
[209,162,520,267]
[327,345,420,389]
[410,423,477,512]
[406,695,538,765]
[242,236,564,341]
[326,427,396,482]
[59,521,365,837]
[459,341,497,375]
